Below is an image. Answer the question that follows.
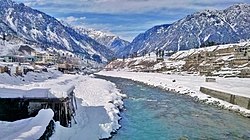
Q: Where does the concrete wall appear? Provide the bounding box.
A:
[235,96,250,109]
[200,87,250,109]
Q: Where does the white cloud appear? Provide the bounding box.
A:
[17,0,249,14]
[64,16,86,24]
[59,16,138,41]
[19,0,47,7]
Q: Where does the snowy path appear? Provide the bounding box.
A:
[98,71,250,116]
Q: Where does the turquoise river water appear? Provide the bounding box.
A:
[96,75,250,140]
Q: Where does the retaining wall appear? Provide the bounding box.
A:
[200,87,250,109]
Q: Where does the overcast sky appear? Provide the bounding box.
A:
[15,0,250,41]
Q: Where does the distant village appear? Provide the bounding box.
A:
[107,42,250,78]
[0,45,85,75]
[172,43,250,78]
[0,42,84,76]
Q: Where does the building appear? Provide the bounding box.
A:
[0,65,8,73]
[235,45,250,58]
[0,55,16,62]
[58,63,74,73]
[0,85,76,127]
[45,53,59,64]
[34,52,46,63]
[18,45,36,55]
[34,52,59,64]
[233,45,250,66]
[0,55,35,63]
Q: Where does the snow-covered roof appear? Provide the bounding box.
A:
[23,65,35,70]
[50,84,75,98]
[0,62,17,66]
[0,84,75,99]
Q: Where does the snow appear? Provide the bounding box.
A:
[0,109,54,140]
[170,41,250,60]
[153,59,185,70]
[0,73,75,98]
[108,54,185,73]
[98,71,250,117]
[170,49,196,60]
[212,68,241,76]
[0,42,20,55]
[204,34,211,42]
[216,54,234,61]
[0,85,74,99]
[0,72,126,140]
[61,38,72,51]
[30,28,43,38]
[46,27,60,42]
[22,26,27,32]
[6,8,17,31]
[0,69,62,85]
[51,74,126,140]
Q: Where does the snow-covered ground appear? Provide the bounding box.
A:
[51,75,126,140]
[98,71,250,117]
[0,71,126,140]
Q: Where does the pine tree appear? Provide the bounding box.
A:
[3,33,6,41]
[161,50,164,58]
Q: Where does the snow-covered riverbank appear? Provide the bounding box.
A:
[98,71,250,117]
[0,71,126,140]
[51,74,126,140]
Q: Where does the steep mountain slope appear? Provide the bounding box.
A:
[75,27,130,57]
[124,4,250,56]
[0,0,113,62]
[120,24,171,56]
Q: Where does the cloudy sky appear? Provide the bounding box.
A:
[15,0,249,41]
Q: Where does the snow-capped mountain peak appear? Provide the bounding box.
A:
[122,3,250,56]
[0,0,115,63]
[74,27,130,57]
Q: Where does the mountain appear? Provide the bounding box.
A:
[120,24,171,56]
[123,3,250,56]
[74,27,130,57]
[0,0,113,63]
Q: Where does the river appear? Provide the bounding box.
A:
[96,75,250,140]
